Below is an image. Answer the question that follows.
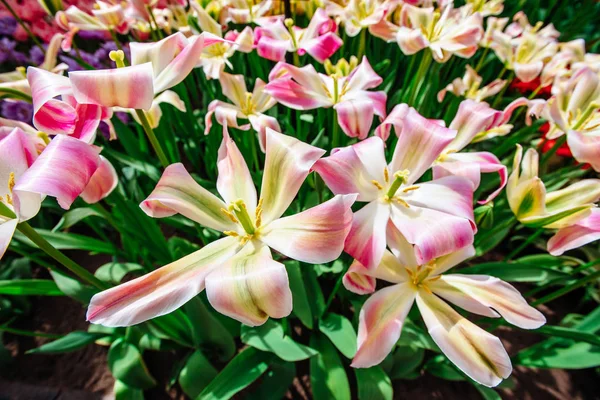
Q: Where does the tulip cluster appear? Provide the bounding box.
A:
[1,0,599,397]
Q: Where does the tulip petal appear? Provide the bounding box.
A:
[247,114,280,152]
[80,156,118,204]
[334,99,374,140]
[259,129,325,224]
[261,194,356,264]
[218,72,248,108]
[140,163,237,232]
[548,209,600,256]
[345,201,391,270]
[343,252,410,295]
[256,35,289,62]
[301,32,343,63]
[389,108,456,184]
[567,130,600,173]
[0,128,39,201]
[217,127,257,209]
[265,63,332,109]
[0,218,18,260]
[13,135,101,221]
[416,291,512,387]
[70,63,155,110]
[351,283,416,368]
[205,244,292,326]
[345,57,383,92]
[87,236,240,327]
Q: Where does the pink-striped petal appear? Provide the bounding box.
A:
[430,274,546,329]
[205,244,292,326]
[351,283,416,368]
[567,130,600,172]
[13,135,101,221]
[416,291,512,387]
[217,127,257,208]
[345,57,383,92]
[247,114,281,152]
[69,63,155,110]
[345,201,391,270]
[300,32,343,63]
[396,27,429,55]
[260,194,356,264]
[548,209,600,256]
[0,128,39,201]
[447,100,504,152]
[334,99,375,140]
[256,35,289,62]
[87,236,240,327]
[140,163,237,232]
[259,129,325,224]
[264,77,332,110]
[343,252,410,295]
[389,108,456,184]
[80,156,118,204]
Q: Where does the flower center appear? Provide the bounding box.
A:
[240,92,256,116]
[222,199,264,245]
[405,262,441,294]
[371,168,419,208]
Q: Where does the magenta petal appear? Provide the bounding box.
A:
[345,201,391,270]
[301,32,343,63]
[80,156,118,204]
[548,209,600,256]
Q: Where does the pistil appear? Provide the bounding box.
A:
[230,199,256,235]
[385,170,410,199]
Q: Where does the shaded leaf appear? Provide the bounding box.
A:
[247,360,296,400]
[310,333,351,400]
[285,261,313,329]
[241,320,318,362]
[355,366,393,400]
[50,270,97,304]
[0,279,62,296]
[95,262,144,284]
[319,313,357,358]
[27,331,107,354]
[53,207,103,231]
[108,338,156,390]
[179,350,218,398]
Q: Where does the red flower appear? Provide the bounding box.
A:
[510,77,552,97]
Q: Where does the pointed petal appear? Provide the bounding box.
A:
[256,35,289,62]
[447,100,503,152]
[431,274,546,329]
[80,155,118,204]
[345,56,383,92]
[205,244,293,326]
[0,218,18,260]
[264,77,332,110]
[259,129,325,224]
[300,32,343,63]
[140,163,237,232]
[351,283,416,368]
[334,99,375,140]
[431,245,476,276]
[87,236,240,327]
[217,127,257,208]
[416,291,512,387]
[567,130,600,173]
[345,201,391,270]
[69,63,155,110]
[13,135,101,221]
[261,194,356,264]
[548,209,600,255]
[218,72,248,107]
[247,114,280,152]
[0,127,39,200]
[343,252,410,295]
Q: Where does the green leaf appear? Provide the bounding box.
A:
[53,207,102,231]
[14,229,116,254]
[168,236,200,259]
[50,270,98,303]
[0,279,62,296]
[474,384,502,400]
[247,360,295,400]
[285,261,313,329]
[310,333,351,400]
[318,313,357,358]
[536,325,600,346]
[27,331,106,354]
[241,320,318,362]
[355,366,393,400]
[459,262,569,282]
[179,350,218,399]
[108,338,156,390]
[95,262,144,284]
[304,264,326,320]
[114,380,144,400]
[425,356,465,381]
[197,347,273,400]
[387,345,424,380]
[398,321,439,351]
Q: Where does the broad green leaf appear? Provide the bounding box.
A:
[241,320,318,362]
[285,261,313,329]
[14,229,116,254]
[537,325,600,346]
[474,384,502,400]
[108,338,156,390]
[27,331,107,354]
[179,350,218,398]
[95,262,144,284]
[53,207,103,231]
[102,147,161,180]
[355,366,393,400]
[398,321,439,351]
[198,347,273,400]
[304,264,326,319]
[168,236,200,259]
[458,262,568,282]
[88,324,123,346]
[387,345,424,380]
[319,313,357,358]
[425,356,465,381]
[515,254,580,267]
[0,279,62,296]
[50,270,98,303]
[114,380,144,400]
[310,333,351,400]
[247,360,295,400]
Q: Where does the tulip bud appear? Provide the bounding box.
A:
[474,202,494,230]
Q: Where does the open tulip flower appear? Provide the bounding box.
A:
[508,145,600,255]
[254,9,343,63]
[326,0,396,37]
[265,57,386,139]
[437,65,506,102]
[543,68,600,171]
[205,72,280,150]
[86,128,356,327]
[226,0,275,25]
[344,231,545,387]
[314,107,476,270]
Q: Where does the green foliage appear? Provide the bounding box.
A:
[241,320,318,361]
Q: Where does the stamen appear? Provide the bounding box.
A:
[383,167,389,183]
[37,131,50,145]
[255,198,264,228]
[420,284,433,295]
[572,101,600,130]
[220,207,239,223]
[8,172,15,194]
[371,180,384,190]
[223,230,239,237]
[394,197,410,208]
[402,185,419,193]
[428,275,442,282]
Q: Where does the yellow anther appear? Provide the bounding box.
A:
[383,168,389,183]
[240,235,251,246]
[223,230,239,237]
[402,185,420,193]
[394,197,410,208]
[16,66,26,77]
[255,198,263,228]
[371,180,384,190]
[420,284,433,295]
[404,267,415,277]
[37,131,50,145]
[8,172,15,194]
[5,194,12,205]
[220,207,239,223]
[428,275,442,282]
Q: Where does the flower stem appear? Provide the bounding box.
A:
[504,227,545,261]
[532,270,600,306]
[331,109,340,150]
[357,29,366,59]
[407,51,432,106]
[134,109,170,168]
[475,47,489,72]
[16,221,109,290]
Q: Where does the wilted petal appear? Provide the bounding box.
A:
[205,244,292,326]
[80,156,118,204]
[87,236,240,327]
[217,127,257,209]
[430,274,546,329]
[567,130,600,172]
[70,63,155,110]
[352,284,416,368]
[13,135,101,221]
[334,99,375,140]
[396,27,429,55]
[259,129,325,224]
[548,209,600,255]
[345,201,391,270]
[265,63,332,109]
[416,291,512,387]
[513,61,544,83]
[343,252,410,295]
[261,194,356,264]
[247,114,280,152]
[140,163,237,232]
[344,57,383,92]
[447,100,504,152]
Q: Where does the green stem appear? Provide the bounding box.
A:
[408,51,432,106]
[0,0,44,53]
[109,29,126,61]
[293,52,300,67]
[0,325,63,339]
[504,228,545,261]
[146,5,164,39]
[249,133,260,172]
[331,109,340,150]
[134,109,170,168]
[526,259,600,297]
[532,270,600,306]
[0,87,33,103]
[16,222,109,290]
[475,47,489,72]
[357,29,366,59]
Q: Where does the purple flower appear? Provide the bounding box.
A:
[0,38,16,63]
[29,45,46,66]
[0,100,33,124]
[0,16,16,36]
